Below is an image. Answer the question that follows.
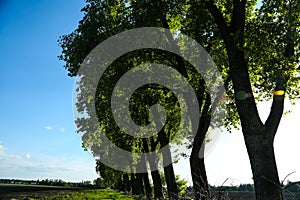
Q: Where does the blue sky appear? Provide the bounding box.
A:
[0,0,299,186]
[0,0,98,182]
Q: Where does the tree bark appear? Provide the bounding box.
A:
[123,174,131,193]
[130,173,137,195]
[159,129,179,200]
[143,138,164,199]
[163,161,178,200]
[139,153,152,199]
[245,131,282,199]
[136,172,145,195]
[142,172,152,199]
[131,173,144,195]
[151,104,178,199]
[205,1,285,199]
[190,94,211,200]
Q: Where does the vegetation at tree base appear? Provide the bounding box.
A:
[0,186,138,200]
[38,189,138,200]
[58,0,300,199]
[41,189,138,200]
[284,181,300,192]
[210,184,254,192]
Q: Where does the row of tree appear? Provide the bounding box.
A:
[210,182,300,193]
[0,178,93,188]
[37,179,93,188]
[58,0,300,199]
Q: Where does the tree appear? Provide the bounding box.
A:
[58,1,214,199]
[59,1,300,199]
[203,0,300,199]
[93,177,103,188]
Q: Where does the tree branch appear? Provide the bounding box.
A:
[161,14,189,78]
[204,0,232,47]
[230,0,246,33]
[265,83,286,138]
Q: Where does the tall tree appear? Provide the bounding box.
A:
[59,1,300,200]
[203,0,300,199]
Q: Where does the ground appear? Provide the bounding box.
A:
[0,184,137,200]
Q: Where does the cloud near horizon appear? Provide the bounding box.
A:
[45,126,53,131]
[0,141,97,182]
[45,126,66,133]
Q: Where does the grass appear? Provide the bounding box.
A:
[0,185,138,200]
[34,190,136,200]
[38,189,138,200]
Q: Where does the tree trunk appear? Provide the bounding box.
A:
[142,172,152,199]
[190,93,211,200]
[205,1,285,199]
[244,131,283,200]
[190,150,210,200]
[143,138,164,199]
[123,174,131,193]
[136,173,145,195]
[163,162,178,200]
[151,169,164,199]
[152,105,178,199]
[229,52,284,199]
[130,173,137,194]
[131,173,144,195]
[160,129,178,200]
[139,153,152,199]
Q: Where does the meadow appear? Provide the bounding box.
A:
[1,184,300,200]
[0,184,137,200]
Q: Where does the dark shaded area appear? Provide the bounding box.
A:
[0,185,85,194]
[210,191,300,200]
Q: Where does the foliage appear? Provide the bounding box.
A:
[58,0,214,179]
[175,175,188,196]
[245,0,300,102]
[93,178,103,188]
[284,181,300,192]
[210,183,254,192]
[58,0,300,197]
[37,179,93,188]
[95,160,125,188]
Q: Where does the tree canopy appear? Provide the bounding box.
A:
[59,0,300,199]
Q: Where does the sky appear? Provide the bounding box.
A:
[0,0,299,186]
[0,0,98,182]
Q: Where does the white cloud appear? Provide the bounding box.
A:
[59,128,65,133]
[0,141,97,182]
[45,125,53,130]
[0,151,98,182]
[0,144,5,156]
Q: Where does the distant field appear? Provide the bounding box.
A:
[0,184,137,200]
[1,184,300,200]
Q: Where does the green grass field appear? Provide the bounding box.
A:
[0,184,138,200]
[35,189,138,200]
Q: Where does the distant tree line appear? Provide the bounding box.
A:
[37,179,93,188]
[210,184,254,192]
[0,179,93,188]
[284,181,300,192]
[0,179,37,185]
[210,182,300,193]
